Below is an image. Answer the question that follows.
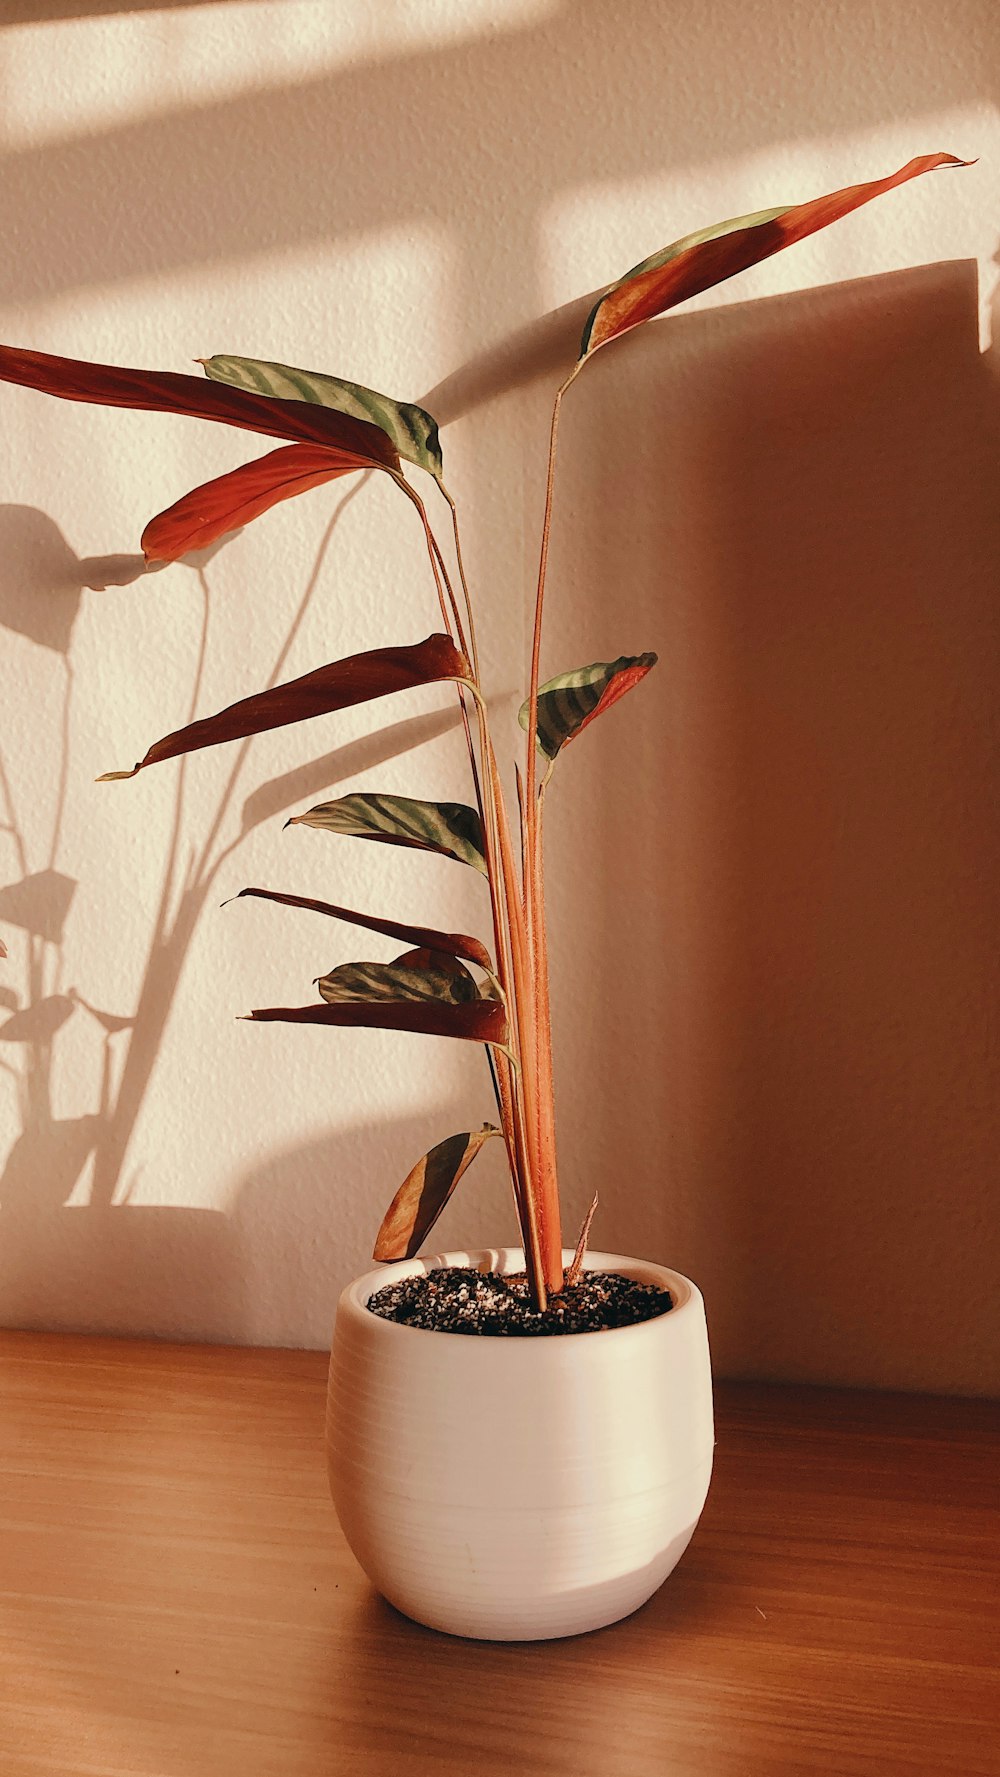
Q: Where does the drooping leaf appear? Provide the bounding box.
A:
[580,153,970,356]
[244,998,507,1042]
[317,958,478,1006]
[519,653,657,761]
[229,886,492,971]
[98,634,469,780]
[374,1125,501,1262]
[202,355,443,482]
[0,344,401,465]
[287,792,487,874]
[141,442,374,563]
[0,939,7,961]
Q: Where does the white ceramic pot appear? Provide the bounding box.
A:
[326,1246,714,1641]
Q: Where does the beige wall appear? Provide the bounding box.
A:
[0,0,997,1393]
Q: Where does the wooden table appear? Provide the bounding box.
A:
[0,1333,996,1776]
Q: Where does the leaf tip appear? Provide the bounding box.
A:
[96,766,139,782]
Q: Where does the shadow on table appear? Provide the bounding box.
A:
[331,1550,723,1768]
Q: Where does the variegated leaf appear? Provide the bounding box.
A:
[581,153,970,356]
[245,999,506,1042]
[202,355,443,481]
[389,946,486,985]
[519,653,657,761]
[317,958,478,1006]
[374,1125,501,1262]
[287,792,487,874]
[230,887,492,971]
[98,635,469,780]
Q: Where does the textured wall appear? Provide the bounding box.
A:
[0,0,997,1393]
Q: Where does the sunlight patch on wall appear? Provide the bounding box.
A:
[20,217,457,398]
[540,112,998,350]
[0,0,559,151]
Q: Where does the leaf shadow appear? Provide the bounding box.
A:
[0,506,83,654]
[0,478,471,1333]
[239,708,462,838]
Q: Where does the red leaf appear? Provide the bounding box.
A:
[0,343,400,465]
[568,657,656,750]
[583,153,971,354]
[98,634,470,779]
[141,443,371,562]
[231,887,492,972]
[244,999,506,1042]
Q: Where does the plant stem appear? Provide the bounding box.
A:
[398,475,554,1305]
[530,778,558,1265]
[392,472,470,660]
[432,497,539,1265]
[520,362,585,1296]
[397,484,513,1160]
[463,680,547,1308]
[524,362,583,820]
[439,486,482,687]
[485,1042,523,1223]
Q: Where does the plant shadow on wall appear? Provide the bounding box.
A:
[0,0,993,1354]
[0,490,464,1339]
[1,254,997,1365]
[537,256,999,1390]
[227,255,999,1383]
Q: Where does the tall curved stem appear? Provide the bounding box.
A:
[519,361,584,1295]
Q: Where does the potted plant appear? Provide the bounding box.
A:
[0,151,966,1639]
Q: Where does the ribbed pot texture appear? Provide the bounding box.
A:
[326,1247,714,1641]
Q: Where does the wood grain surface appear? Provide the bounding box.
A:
[0,1331,996,1776]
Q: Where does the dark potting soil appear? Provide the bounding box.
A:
[366,1267,673,1336]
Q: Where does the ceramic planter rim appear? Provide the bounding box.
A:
[338,1246,698,1350]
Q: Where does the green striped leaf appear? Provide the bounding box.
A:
[389,947,493,994]
[580,153,969,356]
[287,793,487,873]
[317,958,478,1007]
[374,1125,501,1262]
[202,355,443,481]
[519,654,657,761]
